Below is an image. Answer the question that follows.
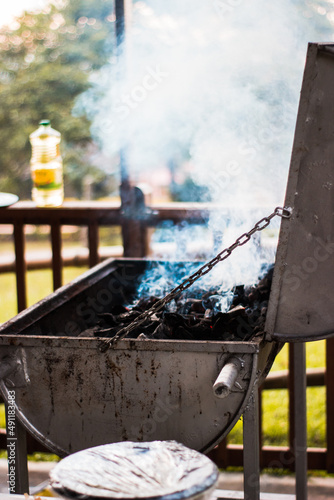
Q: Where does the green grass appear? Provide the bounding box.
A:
[0,447,60,462]
[228,342,326,448]
[0,406,5,428]
[0,267,88,324]
[0,266,87,461]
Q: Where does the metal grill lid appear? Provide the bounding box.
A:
[265,42,334,342]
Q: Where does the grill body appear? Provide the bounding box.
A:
[0,259,279,456]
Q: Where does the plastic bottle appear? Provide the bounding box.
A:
[29,120,64,207]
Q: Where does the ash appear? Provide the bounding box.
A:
[79,265,274,342]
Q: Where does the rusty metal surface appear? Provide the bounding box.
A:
[0,258,271,456]
[266,42,334,342]
[0,336,259,456]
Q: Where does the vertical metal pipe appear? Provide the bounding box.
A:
[114,0,130,198]
[326,338,334,472]
[258,386,264,469]
[293,342,308,500]
[243,388,260,500]
[50,223,62,290]
[88,222,99,268]
[13,222,27,312]
[288,343,296,471]
[115,0,135,256]
[115,0,126,48]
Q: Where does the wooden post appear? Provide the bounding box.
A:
[88,222,99,267]
[50,222,62,290]
[206,438,228,469]
[293,343,308,500]
[326,338,334,472]
[258,386,264,469]
[243,388,260,500]
[13,222,27,312]
[122,186,150,257]
[288,343,296,471]
[114,0,146,257]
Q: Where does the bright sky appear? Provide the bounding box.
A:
[0,0,50,27]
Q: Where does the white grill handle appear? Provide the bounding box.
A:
[213,357,242,399]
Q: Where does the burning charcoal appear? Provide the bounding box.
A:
[116,310,141,324]
[258,265,274,285]
[232,285,245,306]
[75,261,274,343]
[186,321,212,340]
[225,305,246,319]
[173,326,195,340]
[190,300,206,314]
[198,318,212,329]
[131,320,160,338]
[138,333,148,339]
[165,300,177,312]
[142,320,161,333]
[211,306,246,333]
[177,299,205,315]
[202,295,219,312]
[151,322,172,339]
[109,304,129,315]
[94,327,119,338]
[187,314,204,326]
[244,309,261,330]
[97,313,118,327]
[202,293,233,314]
[246,266,274,304]
[150,313,195,340]
[258,301,268,318]
[165,313,212,340]
[134,295,160,311]
[244,285,258,304]
[204,308,213,319]
[255,287,270,302]
[233,319,254,341]
[78,326,101,338]
[201,288,221,301]
[176,300,191,315]
[163,312,188,329]
[211,314,230,334]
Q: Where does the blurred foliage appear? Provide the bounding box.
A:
[0,0,333,200]
[0,0,117,199]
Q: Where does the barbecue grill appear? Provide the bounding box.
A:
[1,42,334,494]
[0,256,281,456]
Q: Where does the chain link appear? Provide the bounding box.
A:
[99,206,292,352]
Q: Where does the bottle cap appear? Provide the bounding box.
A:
[39,119,51,126]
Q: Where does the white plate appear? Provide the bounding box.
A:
[0,192,19,208]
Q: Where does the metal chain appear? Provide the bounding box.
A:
[99,206,291,352]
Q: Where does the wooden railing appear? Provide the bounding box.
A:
[0,200,210,311]
[0,200,333,472]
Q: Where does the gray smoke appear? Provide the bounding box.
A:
[76,0,334,289]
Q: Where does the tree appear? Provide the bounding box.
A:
[0,0,116,198]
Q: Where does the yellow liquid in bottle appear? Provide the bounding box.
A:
[30,123,64,207]
[31,159,64,207]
